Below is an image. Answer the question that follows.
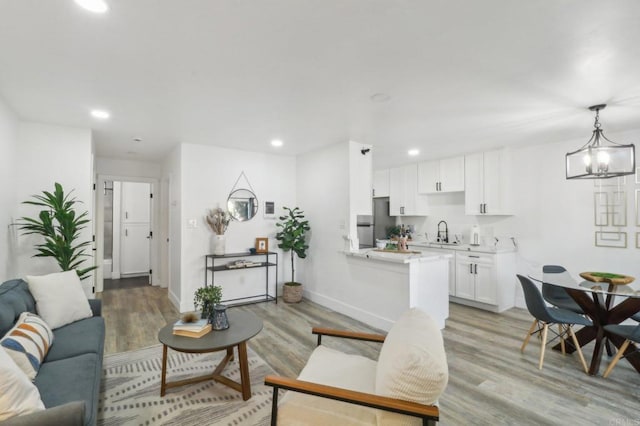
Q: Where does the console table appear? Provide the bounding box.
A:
[205,251,278,306]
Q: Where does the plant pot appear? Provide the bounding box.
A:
[283,282,303,303]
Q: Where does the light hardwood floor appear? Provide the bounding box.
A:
[98,287,640,425]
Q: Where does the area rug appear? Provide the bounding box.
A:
[97,344,274,426]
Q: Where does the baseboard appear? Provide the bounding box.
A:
[168,289,181,312]
[303,289,393,332]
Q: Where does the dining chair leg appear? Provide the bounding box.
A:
[521,319,538,353]
[603,339,631,378]
[558,324,566,355]
[538,323,548,370]
[568,326,589,374]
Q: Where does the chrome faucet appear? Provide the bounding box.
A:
[437,220,449,243]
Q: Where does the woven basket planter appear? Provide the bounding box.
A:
[283,283,303,303]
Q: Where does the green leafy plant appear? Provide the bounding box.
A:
[386,225,402,239]
[19,182,96,280]
[194,285,223,319]
[275,206,310,285]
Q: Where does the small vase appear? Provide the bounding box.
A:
[212,304,229,330]
[213,234,226,255]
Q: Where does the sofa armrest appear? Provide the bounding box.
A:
[312,327,386,346]
[88,299,102,317]
[264,375,439,425]
[0,401,85,426]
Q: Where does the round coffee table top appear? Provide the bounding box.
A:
[158,310,263,353]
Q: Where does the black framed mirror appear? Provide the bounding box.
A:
[227,188,259,221]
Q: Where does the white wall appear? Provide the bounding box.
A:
[162,145,182,308]
[0,96,18,280]
[15,122,94,293]
[95,157,162,179]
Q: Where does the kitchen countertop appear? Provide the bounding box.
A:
[345,249,453,264]
[408,240,517,254]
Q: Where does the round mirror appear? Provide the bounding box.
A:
[227,189,259,222]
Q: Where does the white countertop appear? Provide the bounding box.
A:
[408,240,517,254]
[345,249,453,264]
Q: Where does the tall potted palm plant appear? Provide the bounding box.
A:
[19,182,97,280]
[275,206,310,303]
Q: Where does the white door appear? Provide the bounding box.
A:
[120,182,151,277]
[455,258,476,300]
[373,169,390,198]
[389,166,404,216]
[482,149,504,214]
[474,262,497,305]
[417,160,440,194]
[121,223,151,275]
[464,152,484,215]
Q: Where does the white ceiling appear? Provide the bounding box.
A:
[1,0,639,168]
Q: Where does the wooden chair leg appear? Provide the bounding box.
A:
[568,326,589,374]
[559,324,566,355]
[538,323,548,370]
[603,339,631,378]
[521,319,538,353]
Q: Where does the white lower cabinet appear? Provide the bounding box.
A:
[453,251,516,312]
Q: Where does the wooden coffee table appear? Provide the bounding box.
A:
[157,310,263,400]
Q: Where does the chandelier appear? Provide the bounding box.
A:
[565,104,635,179]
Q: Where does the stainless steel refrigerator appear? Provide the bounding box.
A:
[373,197,395,243]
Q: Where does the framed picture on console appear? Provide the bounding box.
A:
[255,237,269,253]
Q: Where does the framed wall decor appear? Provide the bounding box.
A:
[595,231,627,248]
[255,237,269,253]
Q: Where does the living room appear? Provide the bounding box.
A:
[1,1,639,425]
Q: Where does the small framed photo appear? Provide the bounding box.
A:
[255,237,269,253]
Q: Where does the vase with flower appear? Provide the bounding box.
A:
[206,207,231,255]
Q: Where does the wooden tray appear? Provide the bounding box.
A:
[373,249,422,254]
[579,272,635,285]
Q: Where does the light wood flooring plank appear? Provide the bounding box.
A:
[99,287,640,425]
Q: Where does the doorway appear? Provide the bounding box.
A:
[95,175,159,294]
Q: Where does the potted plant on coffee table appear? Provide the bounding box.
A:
[194,284,223,324]
[275,206,311,303]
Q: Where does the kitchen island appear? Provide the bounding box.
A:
[343,249,451,330]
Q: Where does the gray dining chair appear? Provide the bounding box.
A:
[541,265,584,314]
[602,323,640,377]
[517,275,591,372]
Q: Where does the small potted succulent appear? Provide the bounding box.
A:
[194,285,228,329]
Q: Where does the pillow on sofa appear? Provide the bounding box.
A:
[25,270,92,329]
[375,308,448,425]
[0,312,53,380]
[0,345,45,421]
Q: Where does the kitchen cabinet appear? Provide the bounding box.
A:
[389,164,428,216]
[464,149,512,215]
[372,169,390,198]
[418,156,465,194]
[453,251,516,312]
[408,244,456,296]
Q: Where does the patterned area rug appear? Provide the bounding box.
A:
[98,344,274,426]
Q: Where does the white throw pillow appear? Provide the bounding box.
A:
[375,308,448,425]
[0,312,54,380]
[26,270,93,329]
[0,345,45,421]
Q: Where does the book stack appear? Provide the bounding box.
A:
[172,319,212,338]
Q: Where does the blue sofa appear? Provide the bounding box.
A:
[0,279,105,426]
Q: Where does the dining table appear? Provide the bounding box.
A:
[529,269,640,376]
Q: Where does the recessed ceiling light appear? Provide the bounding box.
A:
[74,0,109,13]
[90,109,110,119]
[408,149,420,156]
[271,139,283,147]
[370,93,391,103]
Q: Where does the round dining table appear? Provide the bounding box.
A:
[529,270,640,375]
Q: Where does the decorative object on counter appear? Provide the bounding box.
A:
[470,225,481,246]
[194,284,223,323]
[375,239,386,249]
[255,237,269,253]
[227,171,259,221]
[18,182,97,280]
[211,304,230,330]
[397,235,408,251]
[206,207,231,255]
[579,272,635,285]
[386,225,403,239]
[276,207,311,303]
[566,104,636,180]
[249,247,257,254]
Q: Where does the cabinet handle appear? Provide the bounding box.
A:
[125,229,128,237]
[125,211,129,219]
[474,264,478,274]
[469,255,480,258]
[479,203,483,214]
[436,182,439,191]
[483,203,487,214]
[469,264,473,274]
[400,206,405,215]
[372,188,375,197]
[439,182,442,191]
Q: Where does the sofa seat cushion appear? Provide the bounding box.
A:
[44,316,105,362]
[375,308,448,425]
[34,353,101,426]
[278,345,378,425]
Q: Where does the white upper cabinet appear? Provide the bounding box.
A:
[372,169,390,198]
[389,164,428,216]
[464,149,512,215]
[418,156,465,194]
